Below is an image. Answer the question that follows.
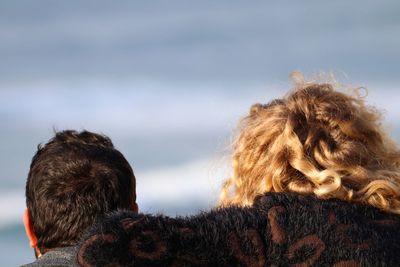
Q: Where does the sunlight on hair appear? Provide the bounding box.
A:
[219,73,400,214]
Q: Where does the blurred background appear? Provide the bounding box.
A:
[1,0,399,265]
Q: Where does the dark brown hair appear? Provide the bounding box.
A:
[26,130,136,252]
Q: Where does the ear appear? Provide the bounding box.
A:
[23,208,38,248]
[132,202,139,213]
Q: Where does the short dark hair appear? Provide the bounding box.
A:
[25,130,136,252]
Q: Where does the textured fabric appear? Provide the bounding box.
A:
[77,192,400,267]
[21,246,79,267]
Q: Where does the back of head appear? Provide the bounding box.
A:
[220,74,400,213]
[26,130,136,252]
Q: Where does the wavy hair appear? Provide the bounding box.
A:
[219,75,400,214]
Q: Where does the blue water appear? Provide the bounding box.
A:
[1,86,399,267]
[0,224,33,266]
[0,0,399,84]
[1,0,400,266]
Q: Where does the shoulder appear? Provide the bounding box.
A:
[77,193,400,266]
[254,192,400,266]
[21,246,79,267]
[77,207,263,266]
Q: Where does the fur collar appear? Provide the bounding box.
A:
[78,192,400,266]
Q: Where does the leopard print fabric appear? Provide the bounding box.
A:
[77,193,400,267]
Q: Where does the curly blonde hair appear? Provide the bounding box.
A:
[219,76,400,214]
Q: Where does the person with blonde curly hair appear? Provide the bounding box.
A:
[77,75,400,267]
[220,73,400,214]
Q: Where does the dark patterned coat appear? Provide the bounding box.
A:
[77,192,400,267]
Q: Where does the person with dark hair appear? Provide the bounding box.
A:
[22,130,138,267]
[77,76,400,266]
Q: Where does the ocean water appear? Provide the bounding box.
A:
[0,83,399,266]
[0,82,276,266]
[1,0,400,266]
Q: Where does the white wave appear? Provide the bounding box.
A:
[0,81,276,137]
[2,81,399,140]
[0,157,229,229]
[0,191,26,229]
[137,157,228,211]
